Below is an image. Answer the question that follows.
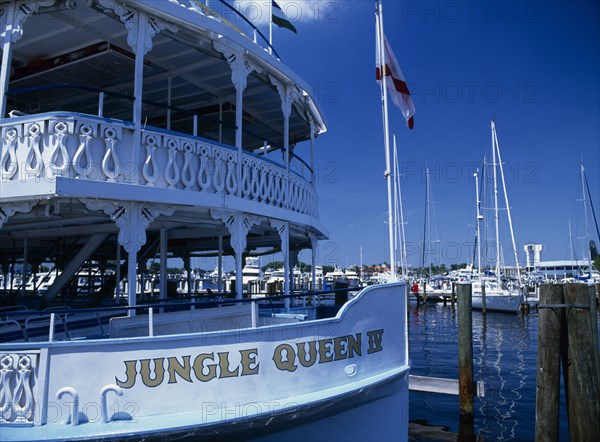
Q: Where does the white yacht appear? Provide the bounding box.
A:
[345,267,361,288]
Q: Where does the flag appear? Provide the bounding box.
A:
[272,1,297,33]
[376,31,415,129]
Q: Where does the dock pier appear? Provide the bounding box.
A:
[535,283,600,441]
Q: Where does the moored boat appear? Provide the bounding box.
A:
[471,121,524,313]
[0,0,409,440]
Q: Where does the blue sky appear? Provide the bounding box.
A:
[230,0,600,270]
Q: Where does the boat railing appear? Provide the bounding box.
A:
[2,91,318,217]
[177,0,282,59]
[4,83,313,181]
[200,0,281,60]
[0,287,362,343]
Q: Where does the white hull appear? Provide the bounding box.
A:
[249,371,409,442]
[471,292,523,313]
[0,1,407,440]
[1,283,409,441]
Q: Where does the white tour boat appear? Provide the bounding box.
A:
[0,1,409,440]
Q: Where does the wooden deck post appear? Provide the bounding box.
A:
[589,283,599,352]
[564,283,600,441]
[481,280,486,315]
[535,284,564,442]
[451,281,456,306]
[457,282,474,437]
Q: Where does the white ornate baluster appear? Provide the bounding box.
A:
[275,171,284,206]
[258,164,268,202]
[181,142,196,190]
[288,178,296,211]
[225,152,237,195]
[292,180,299,211]
[47,122,71,178]
[250,161,260,200]
[212,150,225,193]
[12,356,34,423]
[0,127,18,180]
[102,127,120,182]
[73,123,96,179]
[288,178,295,211]
[298,186,306,214]
[0,355,14,422]
[305,186,311,213]
[305,189,313,216]
[197,144,212,191]
[241,157,251,197]
[24,123,43,179]
[142,134,159,185]
[267,170,276,204]
[164,138,180,188]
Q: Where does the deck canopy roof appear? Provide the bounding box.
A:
[5,0,327,153]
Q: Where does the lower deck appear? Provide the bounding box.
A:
[0,283,409,441]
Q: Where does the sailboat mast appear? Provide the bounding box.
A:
[580,163,592,273]
[491,121,501,280]
[427,169,433,277]
[475,169,482,275]
[393,133,408,278]
[420,168,428,276]
[582,164,600,242]
[376,0,396,282]
[493,122,522,286]
[398,147,408,279]
[569,221,579,270]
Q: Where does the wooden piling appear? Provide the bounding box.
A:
[451,282,456,306]
[535,284,564,442]
[481,281,486,315]
[589,284,598,352]
[564,283,600,441]
[457,282,474,435]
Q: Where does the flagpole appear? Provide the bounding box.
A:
[376,0,396,282]
[393,132,399,275]
[269,1,273,54]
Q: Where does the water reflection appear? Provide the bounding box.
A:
[409,304,553,441]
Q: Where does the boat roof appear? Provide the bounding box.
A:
[6,0,327,152]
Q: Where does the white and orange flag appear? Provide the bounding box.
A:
[376,20,415,129]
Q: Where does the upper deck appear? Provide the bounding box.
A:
[0,0,328,304]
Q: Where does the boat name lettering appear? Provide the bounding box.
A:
[272,329,384,373]
[114,329,384,388]
[115,349,260,389]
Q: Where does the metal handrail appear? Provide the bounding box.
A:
[214,0,281,60]
[0,287,361,319]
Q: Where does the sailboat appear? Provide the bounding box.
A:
[472,121,524,313]
[577,162,600,282]
[414,167,452,300]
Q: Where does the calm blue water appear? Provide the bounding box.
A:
[408,303,572,441]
